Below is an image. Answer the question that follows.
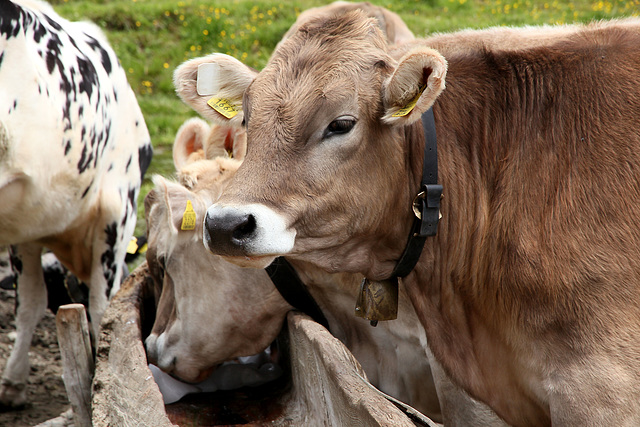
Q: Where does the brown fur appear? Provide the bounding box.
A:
[418,23,640,425]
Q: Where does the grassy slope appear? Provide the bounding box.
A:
[51,0,638,237]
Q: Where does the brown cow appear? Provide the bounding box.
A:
[180,12,640,427]
[145,116,518,424]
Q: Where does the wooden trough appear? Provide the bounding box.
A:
[89,264,436,426]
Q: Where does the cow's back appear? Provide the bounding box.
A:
[0,0,151,245]
[407,22,640,425]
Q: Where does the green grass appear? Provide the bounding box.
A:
[50,0,638,238]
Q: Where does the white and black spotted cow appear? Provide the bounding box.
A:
[0,0,152,407]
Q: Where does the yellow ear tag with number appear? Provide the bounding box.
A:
[207,97,240,119]
[181,200,197,231]
[392,84,427,117]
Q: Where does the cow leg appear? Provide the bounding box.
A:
[87,241,114,346]
[548,363,640,426]
[87,213,133,345]
[0,244,46,408]
[86,261,109,348]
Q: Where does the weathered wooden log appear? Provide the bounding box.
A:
[91,264,174,427]
[284,311,418,426]
[91,263,429,426]
[55,303,94,427]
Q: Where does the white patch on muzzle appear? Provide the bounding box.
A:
[204,203,296,256]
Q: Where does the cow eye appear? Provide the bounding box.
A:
[324,117,356,138]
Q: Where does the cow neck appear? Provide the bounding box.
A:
[265,257,330,330]
[355,107,442,326]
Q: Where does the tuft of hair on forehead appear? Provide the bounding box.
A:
[298,9,382,38]
[274,8,390,62]
[176,156,241,192]
[297,9,387,48]
[260,9,393,94]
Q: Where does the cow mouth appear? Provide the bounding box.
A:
[223,254,277,269]
[149,340,286,405]
[140,268,291,409]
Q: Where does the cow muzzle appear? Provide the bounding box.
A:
[203,203,296,266]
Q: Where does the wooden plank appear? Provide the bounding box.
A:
[55,303,94,427]
[91,264,176,427]
[286,311,421,426]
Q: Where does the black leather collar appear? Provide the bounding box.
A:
[390,107,442,278]
[265,257,330,329]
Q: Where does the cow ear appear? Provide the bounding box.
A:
[382,47,447,126]
[173,118,211,170]
[148,175,179,237]
[229,127,247,161]
[174,53,257,128]
[152,175,200,236]
[205,125,247,161]
[377,6,414,45]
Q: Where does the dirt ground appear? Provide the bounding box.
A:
[0,287,71,426]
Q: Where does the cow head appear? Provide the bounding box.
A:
[175,10,446,278]
[144,118,291,383]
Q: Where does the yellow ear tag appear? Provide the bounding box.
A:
[391,84,427,118]
[181,200,197,231]
[207,97,240,119]
[126,237,138,254]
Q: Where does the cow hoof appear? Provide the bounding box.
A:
[0,379,27,410]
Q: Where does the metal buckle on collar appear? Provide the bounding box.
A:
[412,184,443,219]
[412,184,443,238]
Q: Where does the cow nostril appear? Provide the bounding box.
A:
[205,208,263,256]
[232,214,256,241]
